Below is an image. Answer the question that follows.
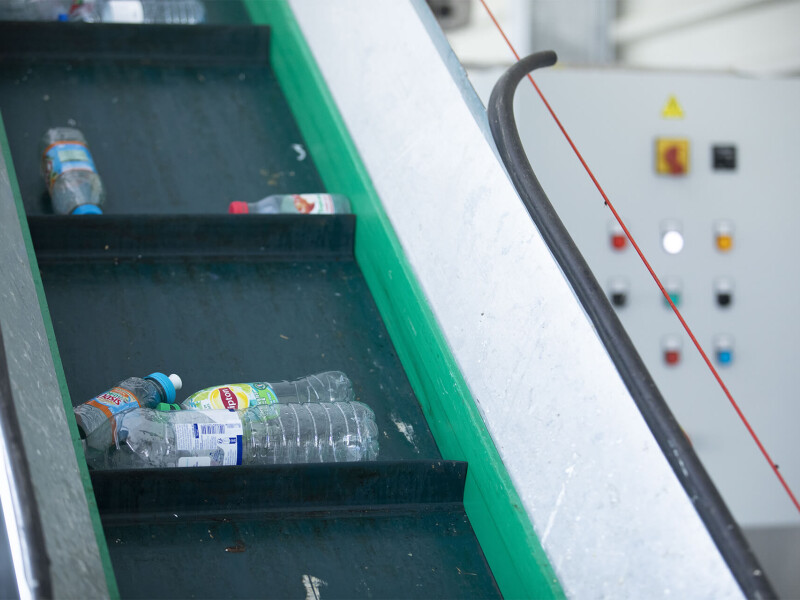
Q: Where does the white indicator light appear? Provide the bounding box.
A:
[662,230,684,254]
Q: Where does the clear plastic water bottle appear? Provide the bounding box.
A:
[92,401,379,469]
[69,0,205,23]
[228,194,351,215]
[180,371,354,410]
[0,0,70,20]
[39,127,105,215]
[77,372,182,451]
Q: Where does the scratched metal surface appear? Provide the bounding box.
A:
[0,120,109,598]
[288,1,748,598]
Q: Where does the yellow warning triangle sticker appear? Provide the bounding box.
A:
[661,95,684,119]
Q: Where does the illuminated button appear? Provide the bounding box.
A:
[714,335,734,366]
[662,230,684,254]
[714,278,734,308]
[714,220,734,252]
[608,222,627,251]
[608,278,629,308]
[662,335,682,366]
[660,220,684,254]
[656,138,690,175]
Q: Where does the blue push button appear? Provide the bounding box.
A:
[714,335,734,366]
[717,349,733,365]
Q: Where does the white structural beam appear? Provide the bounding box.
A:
[288,1,746,597]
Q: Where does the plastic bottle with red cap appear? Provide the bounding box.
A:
[229,193,351,215]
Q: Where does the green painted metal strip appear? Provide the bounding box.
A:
[0,114,120,600]
[243,3,564,598]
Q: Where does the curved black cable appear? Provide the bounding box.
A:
[0,324,53,599]
[487,51,774,600]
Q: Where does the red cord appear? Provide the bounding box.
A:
[478,0,800,514]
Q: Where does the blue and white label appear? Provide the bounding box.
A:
[174,410,243,467]
[43,142,98,192]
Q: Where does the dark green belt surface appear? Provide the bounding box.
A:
[0,21,500,598]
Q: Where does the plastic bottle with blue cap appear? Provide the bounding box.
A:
[75,372,182,451]
[40,127,105,215]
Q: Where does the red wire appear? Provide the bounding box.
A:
[478,0,800,514]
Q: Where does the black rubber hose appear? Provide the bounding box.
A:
[487,51,775,600]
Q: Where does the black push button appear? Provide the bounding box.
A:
[716,292,732,307]
[611,291,627,307]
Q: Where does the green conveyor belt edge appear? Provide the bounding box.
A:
[242,2,565,598]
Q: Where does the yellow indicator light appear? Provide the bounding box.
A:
[655,138,690,175]
[716,234,733,252]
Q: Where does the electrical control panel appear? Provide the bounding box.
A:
[492,69,800,529]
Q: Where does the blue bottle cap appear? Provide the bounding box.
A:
[145,372,180,404]
[72,204,103,215]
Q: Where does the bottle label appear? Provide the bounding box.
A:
[86,386,141,420]
[181,382,278,410]
[289,194,335,214]
[174,410,243,467]
[42,141,98,193]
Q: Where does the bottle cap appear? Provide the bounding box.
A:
[156,402,182,412]
[145,372,181,404]
[169,374,183,391]
[72,204,103,215]
[228,201,250,214]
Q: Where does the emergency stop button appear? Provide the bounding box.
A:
[656,138,690,175]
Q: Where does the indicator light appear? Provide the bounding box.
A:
[661,220,684,254]
[716,234,733,252]
[608,222,627,251]
[663,279,682,308]
[662,230,684,254]
[608,278,628,308]
[714,335,734,367]
[662,336,682,367]
[714,220,734,253]
[714,278,734,308]
[656,138,690,175]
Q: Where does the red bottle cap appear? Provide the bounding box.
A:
[228,201,250,214]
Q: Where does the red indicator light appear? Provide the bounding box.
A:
[611,234,626,250]
[664,350,680,365]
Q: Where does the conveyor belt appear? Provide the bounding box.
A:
[0,21,500,597]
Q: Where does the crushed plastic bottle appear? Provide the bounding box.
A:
[180,371,354,410]
[228,194,351,215]
[40,127,105,215]
[77,372,182,451]
[69,0,205,23]
[92,401,379,469]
